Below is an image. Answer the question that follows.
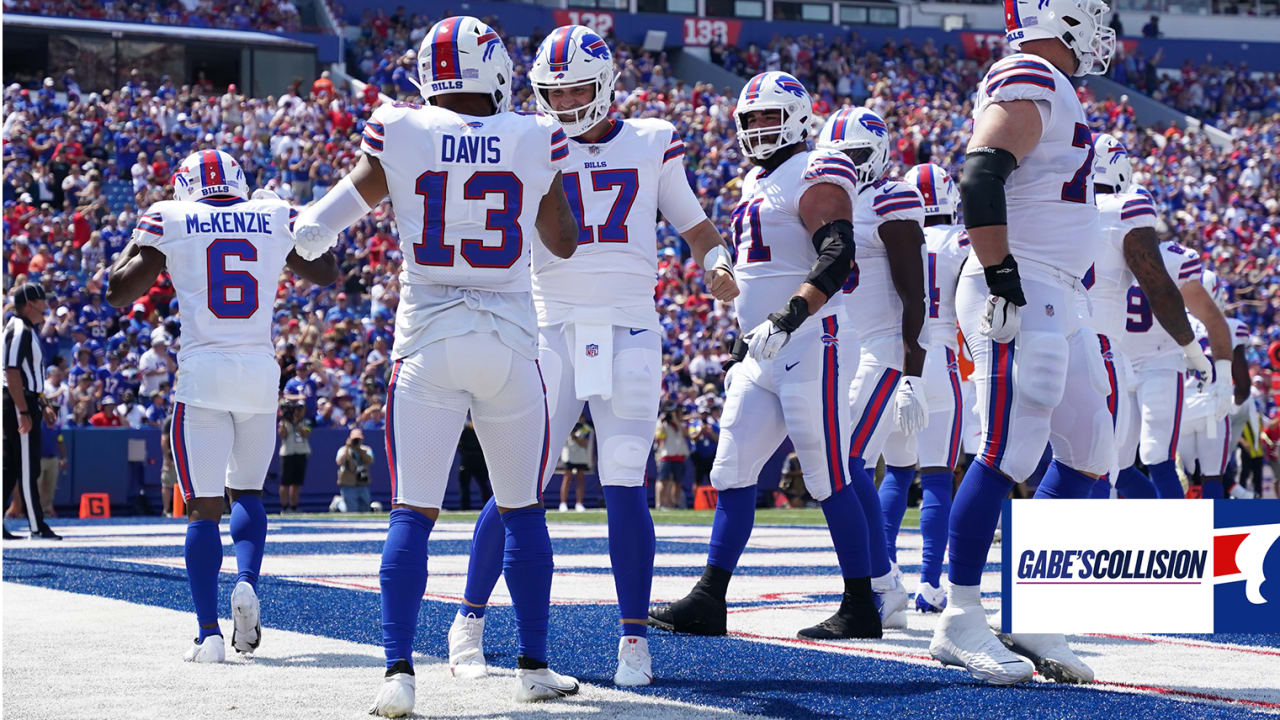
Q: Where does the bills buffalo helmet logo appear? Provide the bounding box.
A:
[859,114,888,137]
[580,32,610,60]
[775,75,807,98]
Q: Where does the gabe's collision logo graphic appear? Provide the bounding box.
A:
[1213,502,1280,633]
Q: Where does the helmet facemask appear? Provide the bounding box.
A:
[736,107,804,161]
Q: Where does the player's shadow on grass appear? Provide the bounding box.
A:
[249,651,380,669]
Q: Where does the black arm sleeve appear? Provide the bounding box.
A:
[960,147,1018,230]
[805,219,856,299]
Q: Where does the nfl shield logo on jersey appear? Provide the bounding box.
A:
[585,344,599,357]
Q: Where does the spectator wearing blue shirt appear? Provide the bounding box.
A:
[325,293,355,325]
[284,360,321,418]
[70,325,105,364]
[79,294,115,340]
[126,304,152,336]
[146,392,171,426]
[68,348,98,387]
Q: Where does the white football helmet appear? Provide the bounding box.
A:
[816,107,890,185]
[734,72,812,161]
[418,16,512,113]
[1092,133,1132,192]
[1201,269,1228,310]
[530,25,617,138]
[172,149,248,203]
[904,163,960,220]
[1004,0,1115,77]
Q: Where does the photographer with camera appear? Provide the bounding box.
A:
[654,405,690,510]
[278,396,311,513]
[335,428,374,513]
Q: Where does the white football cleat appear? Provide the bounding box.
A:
[930,601,1032,685]
[873,572,909,630]
[914,581,947,613]
[369,662,415,717]
[231,581,261,655]
[1229,483,1256,499]
[999,632,1095,684]
[514,667,580,702]
[183,635,225,663]
[614,636,653,686]
[448,611,488,679]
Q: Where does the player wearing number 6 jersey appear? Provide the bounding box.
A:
[290,16,583,716]
[930,0,1116,686]
[879,163,970,615]
[106,149,338,665]
[449,25,739,688]
[650,71,883,641]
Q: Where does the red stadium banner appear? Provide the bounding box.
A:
[682,18,741,47]
[960,31,1138,60]
[552,10,615,36]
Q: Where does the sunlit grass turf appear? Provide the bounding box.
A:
[319,507,922,528]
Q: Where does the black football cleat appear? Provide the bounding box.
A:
[649,565,731,636]
[33,526,62,540]
[798,577,882,640]
[3,528,24,540]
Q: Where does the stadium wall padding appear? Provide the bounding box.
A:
[47,428,790,516]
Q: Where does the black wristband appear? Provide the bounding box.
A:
[983,255,1027,307]
[767,296,811,333]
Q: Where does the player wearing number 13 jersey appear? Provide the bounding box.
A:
[931,0,1117,686]
[451,25,739,689]
[106,149,338,665]
[289,16,583,716]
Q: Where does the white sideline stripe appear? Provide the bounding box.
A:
[1,583,754,720]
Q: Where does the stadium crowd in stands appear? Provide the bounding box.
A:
[4,0,304,32]
[3,16,1279,455]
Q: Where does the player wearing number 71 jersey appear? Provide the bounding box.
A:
[449,25,739,689]
[106,149,339,664]
[931,0,1117,686]
[290,16,584,716]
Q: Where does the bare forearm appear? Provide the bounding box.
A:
[682,219,727,263]
[1124,231,1193,345]
[966,225,1010,268]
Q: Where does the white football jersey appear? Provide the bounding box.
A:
[732,149,859,333]
[1117,241,1203,365]
[843,179,925,345]
[531,118,706,332]
[974,53,1099,278]
[132,196,297,413]
[923,223,970,353]
[1088,191,1158,340]
[361,103,567,360]
[1183,315,1247,419]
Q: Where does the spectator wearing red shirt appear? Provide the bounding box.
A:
[90,397,123,427]
[313,71,335,100]
[9,238,32,278]
[71,210,91,248]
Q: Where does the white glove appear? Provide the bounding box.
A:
[980,295,1022,344]
[744,319,791,361]
[893,375,929,435]
[251,189,280,201]
[1181,341,1212,379]
[293,223,338,261]
[1213,359,1234,419]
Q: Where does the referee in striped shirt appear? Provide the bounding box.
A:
[4,283,61,540]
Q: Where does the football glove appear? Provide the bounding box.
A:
[980,255,1026,344]
[893,375,929,435]
[744,319,791,361]
[251,189,280,201]
[1213,359,1234,419]
[293,223,338,261]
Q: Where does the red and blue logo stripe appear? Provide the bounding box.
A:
[945,348,963,469]
[362,119,385,152]
[431,17,464,81]
[138,212,164,236]
[874,190,923,217]
[829,109,852,141]
[1122,196,1156,220]
[550,127,568,162]
[1168,371,1183,462]
[916,166,938,206]
[985,59,1056,92]
[820,316,846,492]
[849,367,901,460]
[664,140,686,163]
[546,26,574,70]
[1098,334,1118,427]
[743,74,767,101]
[980,341,1015,471]
[1004,0,1022,31]
[172,402,194,501]
[535,362,551,499]
[806,153,858,184]
[199,149,225,188]
[1178,258,1202,280]
[385,359,402,502]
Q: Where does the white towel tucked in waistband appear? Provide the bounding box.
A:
[570,308,613,401]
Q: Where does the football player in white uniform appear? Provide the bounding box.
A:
[1178,272,1248,499]
[929,0,1116,685]
[650,72,883,640]
[1118,240,1233,499]
[1086,134,1211,499]
[449,25,738,687]
[105,149,338,663]
[813,106,927,630]
[880,163,969,614]
[290,17,582,715]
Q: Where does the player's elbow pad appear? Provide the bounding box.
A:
[296,176,371,235]
[806,219,855,298]
[960,147,1018,230]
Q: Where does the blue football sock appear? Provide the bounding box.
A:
[501,506,554,664]
[459,497,503,619]
[604,486,655,638]
[1201,478,1224,499]
[878,465,915,564]
[1115,465,1157,499]
[185,519,223,640]
[1148,460,1184,499]
[848,457,893,578]
[380,508,433,669]
[948,460,1013,587]
[1033,460,1097,499]
[707,487,756,573]
[229,494,267,589]
[820,486,870,578]
[1089,476,1112,498]
[918,471,953,587]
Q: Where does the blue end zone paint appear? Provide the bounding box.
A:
[4,520,1274,720]
[1001,498,1012,633]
